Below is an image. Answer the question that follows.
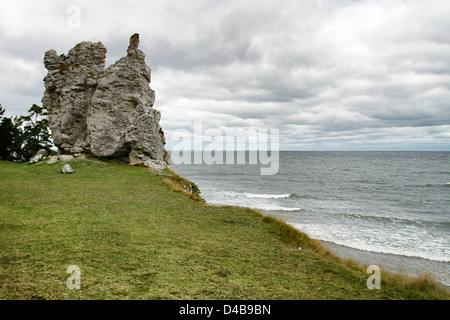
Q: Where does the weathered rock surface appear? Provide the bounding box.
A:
[47,156,58,164]
[61,164,74,174]
[42,33,168,168]
[29,149,48,164]
[58,155,74,162]
[42,42,106,154]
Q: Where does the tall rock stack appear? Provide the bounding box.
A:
[42,41,106,154]
[42,34,168,169]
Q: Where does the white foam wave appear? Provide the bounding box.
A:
[264,206,301,212]
[213,202,301,212]
[201,189,301,212]
[289,222,450,263]
[244,193,291,199]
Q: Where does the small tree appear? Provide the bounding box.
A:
[0,104,53,162]
[0,104,20,161]
[14,104,53,161]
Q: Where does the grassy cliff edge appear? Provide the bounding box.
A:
[0,159,448,300]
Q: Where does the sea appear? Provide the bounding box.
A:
[170,151,450,287]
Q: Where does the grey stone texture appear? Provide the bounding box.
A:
[42,34,168,168]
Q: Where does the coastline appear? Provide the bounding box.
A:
[320,240,450,289]
[1,159,449,299]
[166,164,450,292]
[257,210,450,290]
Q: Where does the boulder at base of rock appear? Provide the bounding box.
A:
[61,164,74,174]
[29,149,48,164]
[47,156,58,164]
[59,155,74,162]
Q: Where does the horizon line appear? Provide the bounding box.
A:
[166,149,450,152]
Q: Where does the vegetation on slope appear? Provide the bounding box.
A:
[0,158,448,300]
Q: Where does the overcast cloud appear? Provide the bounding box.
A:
[0,0,449,150]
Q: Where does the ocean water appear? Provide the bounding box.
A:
[171,151,450,286]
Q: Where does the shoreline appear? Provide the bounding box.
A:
[256,209,450,289]
[165,164,450,296]
[1,160,448,299]
[320,240,450,289]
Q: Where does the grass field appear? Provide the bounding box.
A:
[0,158,448,300]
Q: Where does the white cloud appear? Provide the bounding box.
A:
[0,0,449,150]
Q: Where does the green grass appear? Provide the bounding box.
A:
[0,159,448,300]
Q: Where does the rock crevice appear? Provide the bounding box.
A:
[42,33,168,169]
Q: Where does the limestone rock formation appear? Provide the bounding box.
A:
[42,42,106,154]
[42,34,168,169]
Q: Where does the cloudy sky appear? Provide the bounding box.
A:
[1,0,449,150]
